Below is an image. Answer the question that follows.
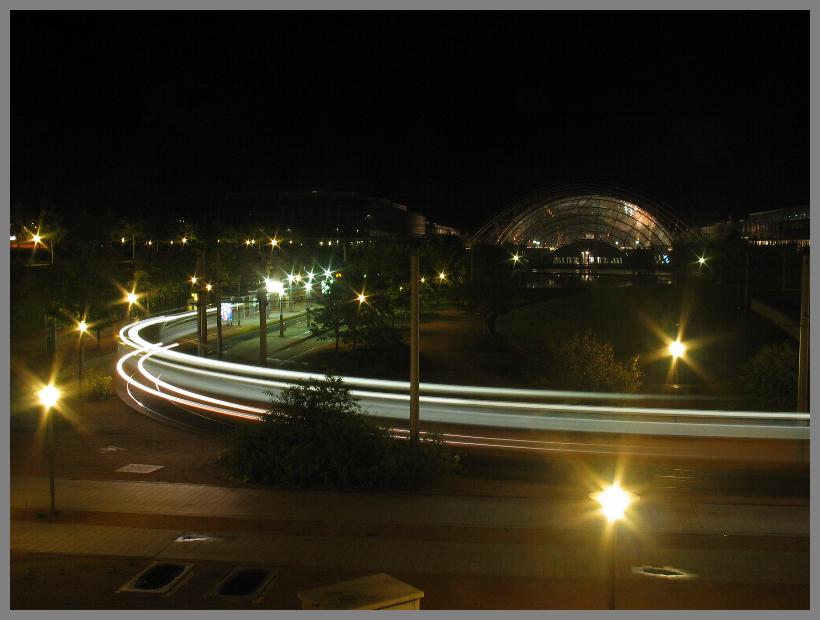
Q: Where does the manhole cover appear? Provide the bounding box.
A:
[97,445,126,453]
[116,464,164,474]
[631,565,697,580]
[209,567,276,601]
[175,533,224,543]
[120,562,195,595]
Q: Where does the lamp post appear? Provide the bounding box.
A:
[77,320,88,393]
[353,292,366,352]
[668,339,686,387]
[305,274,314,330]
[591,483,638,610]
[265,278,285,338]
[287,274,295,311]
[38,384,61,517]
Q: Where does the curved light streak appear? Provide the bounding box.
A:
[116,310,811,441]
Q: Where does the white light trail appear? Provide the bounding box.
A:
[115,310,811,441]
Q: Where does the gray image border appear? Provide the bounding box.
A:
[3,3,815,620]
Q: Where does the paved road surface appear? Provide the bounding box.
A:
[10,476,809,609]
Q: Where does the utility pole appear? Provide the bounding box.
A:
[259,289,268,367]
[196,250,207,356]
[743,247,749,318]
[797,254,809,412]
[410,254,420,439]
[279,293,285,337]
[215,286,223,360]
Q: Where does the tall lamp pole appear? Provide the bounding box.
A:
[410,254,420,439]
[38,385,61,517]
[591,484,638,610]
[77,321,88,394]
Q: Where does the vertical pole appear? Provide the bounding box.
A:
[306,289,311,330]
[46,407,56,517]
[797,254,809,412]
[259,291,267,367]
[215,288,223,360]
[78,334,85,393]
[608,524,617,610]
[743,248,749,317]
[202,290,208,347]
[279,295,285,337]
[410,254,420,439]
[196,291,204,356]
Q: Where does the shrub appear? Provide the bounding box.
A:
[84,369,115,400]
[737,342,798,411]
[544,330,643,393]
[219,375,457,489]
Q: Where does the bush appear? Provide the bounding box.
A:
[544,330,643,393]
[737,342,798,411]
[219,375,457,489]
[84,369,115,400]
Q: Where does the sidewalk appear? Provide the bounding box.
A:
[10,476,809,537]
[10,476,809,589]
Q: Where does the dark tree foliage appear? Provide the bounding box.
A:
[737,341,798,411]
[219,376,458,489]
[543,330,643,393]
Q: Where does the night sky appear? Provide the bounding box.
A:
[12,11,809,231]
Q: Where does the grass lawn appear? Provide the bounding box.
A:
[495,282,792,394]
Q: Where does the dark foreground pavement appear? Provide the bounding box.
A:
[10,476,809,610]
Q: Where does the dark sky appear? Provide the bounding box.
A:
[12,11,809,230]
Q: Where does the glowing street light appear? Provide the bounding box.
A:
[668,340,686,359]
[190,276,198,285]
[32,233,42,245]
[38,384,60,409]
[591,484,637,523]
[668,339,686,387]
[126,292,138,305]
[206,283,212,292]
[38,383,61,516]
[356,293,367,304]
[438,271,446,282]
[697,256,707,266]
[77,321,88,391]
[591,483,639,609]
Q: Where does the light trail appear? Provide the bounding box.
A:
[116,310,811,442]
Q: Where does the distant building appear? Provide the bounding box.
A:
[741,206,809,248]
[701,205,809,248]
[225,189,427,239]
[426,221,462,237]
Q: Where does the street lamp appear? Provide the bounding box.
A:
[266,278,285,336]
[287,273,296,310]
[591,483,639,610]
[77,320,88,392]
[668,339,686,387]
[438,271,446,282]
[38,384,61,517]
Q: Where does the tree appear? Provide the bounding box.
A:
[219,376,457,489]
[544,330,643,393]
[737,342,798,411]
[311,281,350,353]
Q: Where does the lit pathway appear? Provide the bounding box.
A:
[11,476,809,587]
